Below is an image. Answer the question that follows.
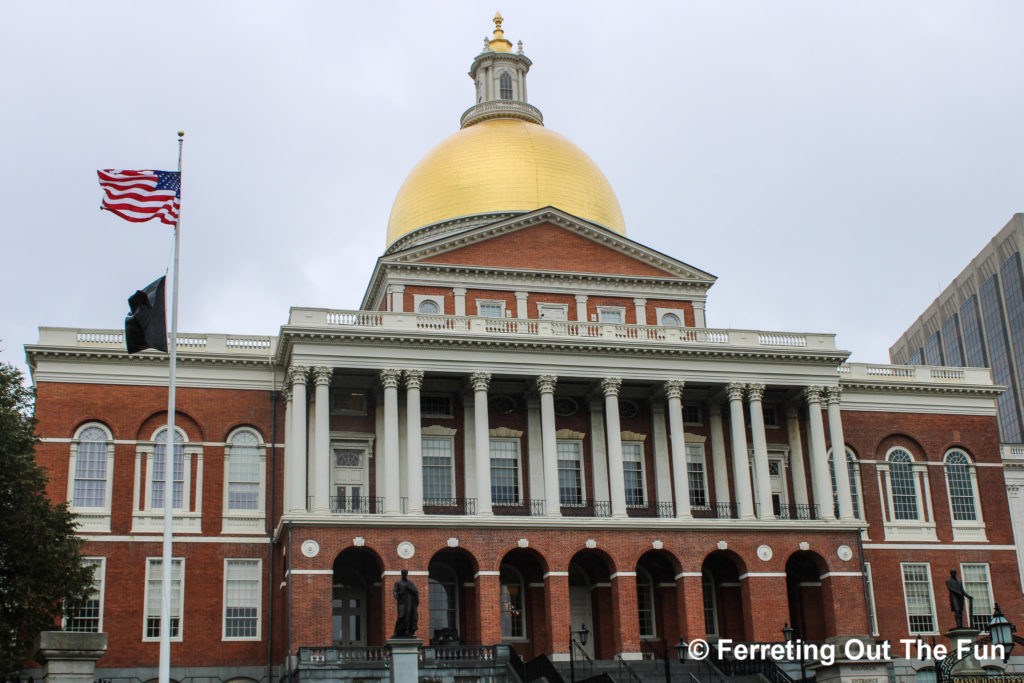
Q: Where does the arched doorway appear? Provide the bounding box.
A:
[701,551,747,641]
[498,548,548,659]
[568,550,614,659]
[785,551,828,641]
[332,547,383,646]
[636,550,682,653]
[427,548,478,645]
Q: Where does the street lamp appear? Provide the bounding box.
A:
[988,603,1014,662]
[783,622,806,682]
[569,623,589,683]
[677,636,703,681]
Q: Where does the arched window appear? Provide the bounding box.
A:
[152,427,186,510]
[636,567,656,637]
[428,562,458,640]
[72,425,111,508]
[660,312,682,327]
[418,299,440,315]
[226,429,261,511]
[500,565,525,639]
[888,448,919,521]
[944,450,978,521]
[828,448,862,518]
[499,71,513,100]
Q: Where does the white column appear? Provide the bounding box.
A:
[515,291,529,319]
[726,382,755,519]
[805,386,835,521]
[471,372,493,516]
[633,298,648,326]
[602,377,628,518]
[282,385,294,512]
[664,380,692,519]
[709,401,730,505]
[390,285,405,313]
[826,386,855,520]
[454,287,467,317]
[526,394,545,505]
[286,365,308,513]
[380,369,402,515]
[650,401,672,506]
[747,383,774,520]
[575,295,588,322]
[312,366,332,513]
[537,375,561,516]
[786,404,809,507]
[693,300,706,327]
[404,370,424,515]
[589,398,610,502]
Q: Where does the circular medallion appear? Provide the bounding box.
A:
[397,541,415,559]
[618,399,640,419]
[757,544,773,562]
[837,545,853,562]
[301,540,320,558]
[488,395,516,415]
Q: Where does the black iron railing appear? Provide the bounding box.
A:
[561,500,611,517]
[329,495,383,514]
[423,497,476,515]
[776,503,819,520]
[493,498,546,516]
[691,502,740,519]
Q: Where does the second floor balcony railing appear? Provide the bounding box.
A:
[560,500,611,517]
[691,502,740,519]
[776,503,819,521]
[492,499,546,516]
[330,496,383,514]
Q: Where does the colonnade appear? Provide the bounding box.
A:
[281,366,856,521]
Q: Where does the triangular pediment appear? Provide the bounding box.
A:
[383,208,717,282]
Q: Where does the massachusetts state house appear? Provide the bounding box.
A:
[27,15,1024,683]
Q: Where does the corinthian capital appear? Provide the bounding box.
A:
[600,377,622,397]
[803,386,823,405]
[469,371,492,393]
[404,369,424,390]
[663,379,685,401]
[287,365,309,387]
[379,368,402,390]
[535,375,558,395]
[746,383,766,402]
[824,386,842,405]
[725,382,746,402]
[312,366,333,386]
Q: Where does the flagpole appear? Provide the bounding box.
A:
[159,131,184,683]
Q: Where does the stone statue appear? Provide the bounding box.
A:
[392,569,419,638]
[946,569,973,629]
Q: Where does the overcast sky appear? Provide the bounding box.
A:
[3,2,1023,379]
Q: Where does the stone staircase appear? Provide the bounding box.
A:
[549,657,766,683]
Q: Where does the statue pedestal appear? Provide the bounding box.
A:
[813,635,890,683]
[946,628,986,676]
[33,631,107,683]
[387,637,422,683]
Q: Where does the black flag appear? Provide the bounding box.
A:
[125,276,168,354]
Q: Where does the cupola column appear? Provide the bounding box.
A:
[747,383,775,520]
[804,386,835,521]
[404,370,424,515]
[471,372,493,516]
[311,366,332,513]
[726,382,756,519]
[536,375,561,517]
[380,369,402,515]
[664,380,692,519]
[286,365,309,513]
[602,377,628,518]
[826,387,855,520]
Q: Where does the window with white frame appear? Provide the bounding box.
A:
[557,440,584,506]
[490,439,521,505]
[416,297,443,315]
[889,449,920,521]
[225,429,263,514]
[660,312,683,327]
[597,306,625,324]
[622,441,646,507]
[65,557,104,632]
[636,568,656,637]
[69,424,114,532]
[864,563,878,636]
[945,450,979,521]
[422,437,454,502]
[224,559,261,640]
[901,563,937,634]
[500,565,525,639]
[829,448,863,518]
[421,395,454,418]
[135,427,202,534]
[499,71,513,100]
[151,427,186,510]
[537,303,568,321]
[145,558,184,640]
[682,405,702,425]
[961,564,994,631]
[686,444,709,508]
[477,300,505,318]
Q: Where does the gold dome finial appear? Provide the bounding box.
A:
[488,11,512,52]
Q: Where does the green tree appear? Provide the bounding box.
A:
[0,362,94,675]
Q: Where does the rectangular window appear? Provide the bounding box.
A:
[152,444,185,510]
[227,441,260,511]
[145,558,184,640]
[224,559,261,639]
[924,330,944,366]
[331,389,368,415]
[908,348,924,366]
[865,563,878,636]
[73,442,108,508]
[557,440,584,506]
[477,301,505,318]
[686,444,708,508]
[597,307,624,324]
[622,442,645,507]
[901,563,937,634]
[682,405,702,426]
[960,295,987,367]
[422,437,454,501]
[66,558,104,633]
[762,405,780,428]
[490,439,520,505]
[961,563,994,631]
[538,303,568,321]
[421,395,454,418]
[942,314,964,367]
[980,274,1023,442]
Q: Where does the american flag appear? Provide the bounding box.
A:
[97,169,181,225]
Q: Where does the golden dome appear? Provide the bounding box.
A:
[386,119,626,245]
